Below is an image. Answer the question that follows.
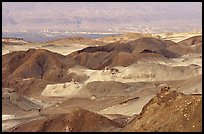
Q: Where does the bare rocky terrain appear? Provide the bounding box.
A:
[2,32,202,132]
[122,88,202,132]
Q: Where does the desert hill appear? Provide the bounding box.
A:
[157,31,202,43]
[177,35,202,53]
[2,49,75,81]
[8,108,123,132]
[95,32,160,43]
[2,49,78,96]
[122,89,202,132]
[69,36,200,69]
[178,35,202,46]
[43,36,105,46]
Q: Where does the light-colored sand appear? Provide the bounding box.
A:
[98,95,154,116]
[40,44,90,55]
[41,58,201,97]
[2,115,16,121]
[149,54,202,67]
[2,43,90,55]
[155,31,202,43]
[84,63,200,83]
[2,115,19,131]
[41,81,84,97]
[97,85,158,116]
[95,32,155,43]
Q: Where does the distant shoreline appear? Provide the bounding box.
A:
[2,33,122,42]
[2,28,202,43]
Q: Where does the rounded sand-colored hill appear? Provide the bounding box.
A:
[69,37,186,69]
[95,32,157,43]
[43,36,105,46]
[8,108,123,132]
[122,89,202,132]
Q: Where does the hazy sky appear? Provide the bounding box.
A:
[2,2,202,31]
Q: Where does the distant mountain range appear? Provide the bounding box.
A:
[3,2,201,32]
